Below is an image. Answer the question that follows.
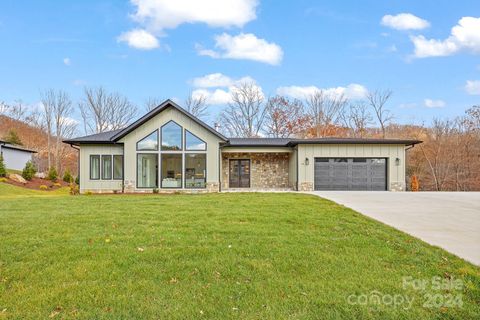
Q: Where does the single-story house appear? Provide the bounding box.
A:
[0,140,37,171]
[64,100,421,193]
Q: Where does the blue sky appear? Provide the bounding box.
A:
[0,0,478,126]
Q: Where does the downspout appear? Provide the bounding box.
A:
[296,146,299,191]
[69,143,80,187]
[218,144,223,192]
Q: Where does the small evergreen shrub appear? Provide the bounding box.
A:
[153,188,159,194]
[39,185,48,190]
[63,169,73,183]
[53,182,62,187]
[0,154,6,177]
[47,167,58,181]
[75,176,80,185]
[22,161,36,181]
[0,177,7,183]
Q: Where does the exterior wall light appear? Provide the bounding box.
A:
[305,157,309,165]
[395,158,400,166]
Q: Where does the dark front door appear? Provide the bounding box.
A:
[229,159,250,188]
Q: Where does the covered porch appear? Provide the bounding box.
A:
[220,148,296,191]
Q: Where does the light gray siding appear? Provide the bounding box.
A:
[0,146,33,171]
[118,106,224,192]
[79,144,124,192]
[297,144,406,191]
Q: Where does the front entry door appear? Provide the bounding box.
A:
[229,159,250,188]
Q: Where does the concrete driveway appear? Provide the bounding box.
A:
[310,191,480,265]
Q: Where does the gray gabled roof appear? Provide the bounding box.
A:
[63,100,228,145]
[224,137,421,147]
[63,99,421,147]
[111,99,227,141]
[63,129,124,144]
[0,140,37,153]
[226,138,291,147]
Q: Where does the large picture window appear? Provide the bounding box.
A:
[161,121,182,150]
[185,154,206,188]
[137,130,158,151]
[137,153,158,188]
[185,130,206,151]
[161,154,182,188]
[101,155,112,180]
[90,155,100,180]
[113,155,123,180]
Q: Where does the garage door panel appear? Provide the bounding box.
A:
[314,158,386,191]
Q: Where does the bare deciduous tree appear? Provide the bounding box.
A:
[0,101,8,115]
[342,102,373,137]
[306,90,347,137]
[184,92,208,118]
[144,97,164,112]
[219,82,266,138]
[41,90,55,169]
[366,89,393,138]
[79,87,138,134]
[52,90,76,170]
[264,96,311,138]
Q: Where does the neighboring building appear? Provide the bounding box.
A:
[64,100,421,193]
[0,140,37,171]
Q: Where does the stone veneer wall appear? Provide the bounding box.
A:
[222,153,291,189]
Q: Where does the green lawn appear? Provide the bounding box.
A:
[0,183,479,319]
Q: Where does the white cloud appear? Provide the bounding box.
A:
[465,80,480,95]
[191,73,261,105]
[191,73,234,88]
[276,83,368,100]
[131,0,257,31]
[191,73,255,88]
[119,0,258,50]
[63,58,71,66]
[411,17,480,58]
[197,33,283,65]
[117,29,159,50]
[192,88,232,105]
[424,99,446,108]
[381,13,430,30]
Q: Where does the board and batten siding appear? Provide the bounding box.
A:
[296,144,406,191]
[119,106,224,191]
[79,144,124,192]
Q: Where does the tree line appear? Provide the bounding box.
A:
[1,82,478,191]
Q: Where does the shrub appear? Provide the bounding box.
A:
[39,185,48,190]
[22,161,36,181]
[0,177,7,183]
[63,169,73,183]
[85,191,93,195]
[0,154,6,177]
[47,167,58,181]
[53,182,62,187]
[75,176,80,185]
[69,183,79,195]
[2,129,23,146]
[153,188,159,194]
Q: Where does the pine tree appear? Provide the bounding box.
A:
[0,153,6,177]
[2,129,23,146]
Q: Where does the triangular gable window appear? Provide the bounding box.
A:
[137,130,158,151]
[185,130,206,150]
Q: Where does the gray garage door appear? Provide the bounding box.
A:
[314,158,387,191]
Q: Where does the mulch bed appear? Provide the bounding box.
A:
[5,176,69,191]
